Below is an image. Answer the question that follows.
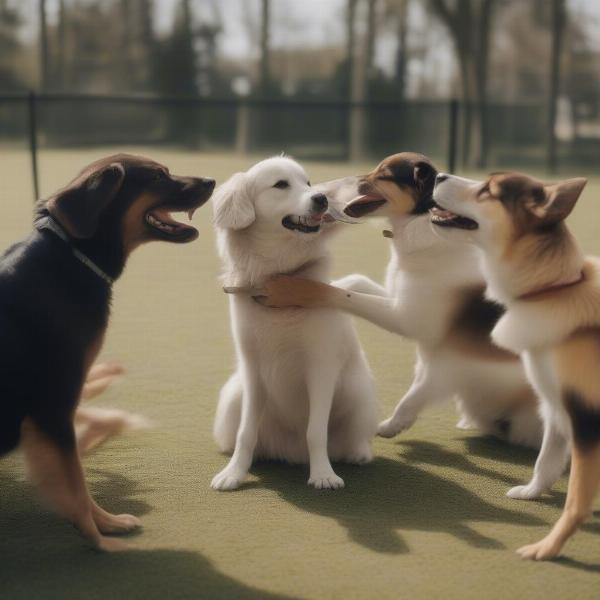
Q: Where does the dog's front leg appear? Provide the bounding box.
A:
[306,367,344,490]
[508,350,570,499]
[331,274,386,297]
[21,418,134,551]
[211,367,263,491]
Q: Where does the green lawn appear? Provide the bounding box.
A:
[1,149,599,599]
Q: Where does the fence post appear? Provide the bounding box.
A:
[447,98,459,174]
[235,99,250,155]
[27,91,40,202]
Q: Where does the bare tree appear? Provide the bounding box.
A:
[429,0,496,167]
[259,0,271,94]
[393,0,410,100]
[548,0,565,172]
[39,0,50,91]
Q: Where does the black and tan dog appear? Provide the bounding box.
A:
[0,153,213,551]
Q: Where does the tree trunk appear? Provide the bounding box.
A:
[394,0,409,100]
[366,0,377,85]
[55,0,66,89]
[259,0,270,95]
[345,0,357,97]
[39,0,50,91]
[475,0,494,168]
[548,0,565,173]
[458,53,474,168]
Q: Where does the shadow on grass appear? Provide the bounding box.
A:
[0,470,297,600]
[461,436,539,467]
[252,455,546,556]
[554,556,600,573]
[399,438,572,507]
[396,439,526,486]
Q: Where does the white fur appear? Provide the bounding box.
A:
[325,212,543,452]
[211,157,378,491]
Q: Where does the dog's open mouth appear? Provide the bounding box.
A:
[145,206,200,242]
[344,194,387,218]
[430,205,478,230]
[282,214,323,234]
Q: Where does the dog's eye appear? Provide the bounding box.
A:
[307,181,311,186]
[273,180,289,189]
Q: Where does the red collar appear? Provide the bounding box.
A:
[518,271,585,301]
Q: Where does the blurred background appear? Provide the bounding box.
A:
[1,0,600,199]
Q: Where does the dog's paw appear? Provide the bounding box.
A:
[377,415,414,438]
[308,472,345,490]
[507,483,545,500]
[95,536,130,552]
[516,538,561,561]
[211,469,244,491]
[97,513,142,535]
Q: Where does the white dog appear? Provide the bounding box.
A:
[210,157,378,491]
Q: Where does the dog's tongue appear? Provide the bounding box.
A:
[313,177,361,224]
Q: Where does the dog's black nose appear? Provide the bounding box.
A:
[436,173,449,184]
[201,178,216,190]
[311,193,328,211]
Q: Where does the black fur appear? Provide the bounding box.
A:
[564,389,600,450]
[0,154,213,456]
[381,153,437,215]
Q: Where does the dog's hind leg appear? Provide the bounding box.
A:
[211,367,263,491]
[517,439,600,560]
[213,372,243,454]
[330,362,378,465]
[20,418,137,551]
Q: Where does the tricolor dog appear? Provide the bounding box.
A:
[261,153,543,452]
[211,156,378,491]
[431,170,597,560]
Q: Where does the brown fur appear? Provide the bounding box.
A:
[462,171,600,559]
[346,152,436,218]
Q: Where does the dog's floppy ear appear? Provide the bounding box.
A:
[531,177,587,226]
[47,162,125,238]
[212,172,255,230]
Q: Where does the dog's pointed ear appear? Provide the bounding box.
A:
[212,172,255,230]
[531,177,587,226]
[47,162,125,238]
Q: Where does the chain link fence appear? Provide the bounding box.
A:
[0,92,594,201]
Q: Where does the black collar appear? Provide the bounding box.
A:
[36,216,114,286]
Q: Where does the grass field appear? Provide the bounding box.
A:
[1,149,599,599]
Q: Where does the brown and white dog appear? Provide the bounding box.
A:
[261,153,543,456]
[431,170,597,560]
